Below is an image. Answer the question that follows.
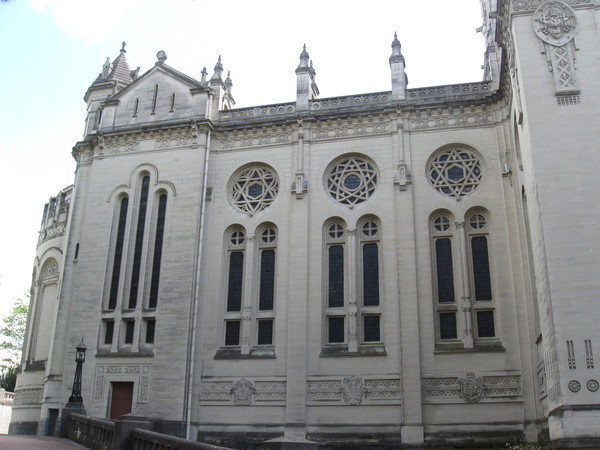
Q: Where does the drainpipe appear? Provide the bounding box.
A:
[185,124,212,440]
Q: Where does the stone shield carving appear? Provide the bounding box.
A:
[533,1,577,46]
[230,378,257,406]
[459,373,484,402]
[342,376,365,405]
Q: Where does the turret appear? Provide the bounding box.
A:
[295,44,319,111]
[83,42,139,136]
[389,33,407,101]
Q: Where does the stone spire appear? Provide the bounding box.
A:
[106,42,135,88]
[389,33,407,101]
[210,56,224,82]
[295,44,319,111]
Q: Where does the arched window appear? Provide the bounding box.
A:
[467,211,495,339]
[429,208,499,349]
[325,220,347,344]
[101,169,170,353]
[359,218,382,343]
[322,216,384,353]
[224,227,246,347]
[430,212,458,341]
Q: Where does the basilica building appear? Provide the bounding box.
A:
[11,1,600,447]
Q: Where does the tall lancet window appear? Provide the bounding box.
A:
[224,228,246,346]
[257,225,277,346]
[431,213,458,341]
[325,221,346,344]
[359,219,381,343]
[148,193,167,309]
[129,175,150,309]
[108,196,129,310]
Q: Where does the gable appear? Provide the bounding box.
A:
[99,67,210,131]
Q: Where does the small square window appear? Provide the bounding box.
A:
[104,321,114,345]
[363,316,380,342]
[328,317,344,344]
[257,319,273,346]
[124,320,135,344]
[145,319,156,344]
[225,321,241,346]
[477,311,495,338]
[439,312,457,340]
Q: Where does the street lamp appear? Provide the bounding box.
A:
[68,338,87,404]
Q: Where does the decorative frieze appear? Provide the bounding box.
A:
[13,388,43,405]
[93,364,151,403]
[199,378,287,405]
[307,376,402,405]
[218,125,294,150]
[311,116,390,141]
[311,93,390,110]
[411,111,495,131]
[513,0,591,13]
[422,374,521,403]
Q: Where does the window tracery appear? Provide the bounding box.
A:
[326,156,378,206]
[230,165,279,214]
[427,147,483,198]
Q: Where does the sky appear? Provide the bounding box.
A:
[0,0,485,324]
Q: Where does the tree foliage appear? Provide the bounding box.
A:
[0,296,29,391]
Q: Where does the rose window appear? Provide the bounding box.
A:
[428,148,483,198]
[326,157,378,205]
[230,166,279,214]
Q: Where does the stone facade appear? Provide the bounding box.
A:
[11,1,600,447]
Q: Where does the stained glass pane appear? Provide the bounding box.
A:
[471,236,492,301]
[363,316,380,342]
[145,319,155,344]
[363,243,379,306]
[104,321,114,345]
[477,311,495,338]
[328,317,344,343]
[439,312,457,340]
[227,251,244,312]
[225,321,241,346]
[129,176,150,309]
[435,238,455,303]
[259,250,275,310]
[257,319,273,345]
[109,197,128,310]
[149,194,167,309]
[125,321,135,344]
[328,245,344,307]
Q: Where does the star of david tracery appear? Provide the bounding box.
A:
[327,157,378,205]
[231,166,279,214]
[428,149,483,198]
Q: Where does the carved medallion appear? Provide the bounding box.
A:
[533,2,577,46]
[587,380,599,392]
[459,373,484,402]
[341,376,365,405]
[230,378,256,406]
[568,379,581,392]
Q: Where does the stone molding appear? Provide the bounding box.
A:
[422,373,522,403]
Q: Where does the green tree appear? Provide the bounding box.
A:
[0,296,29,391]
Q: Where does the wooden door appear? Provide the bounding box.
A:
[109,382,134,419]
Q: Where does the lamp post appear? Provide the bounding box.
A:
[68,338,86,404]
